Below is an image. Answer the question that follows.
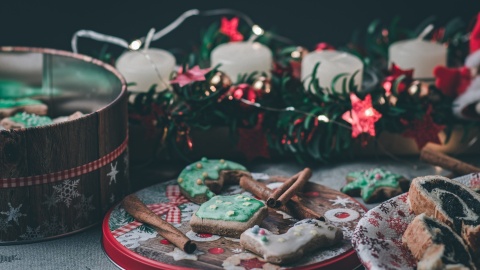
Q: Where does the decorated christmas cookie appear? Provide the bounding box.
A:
[0,98,48,118]
[0,112,53,129]
[190,194,267,238]
[341,168,409,203]
[240,219,343,265]
[177,158,248,203]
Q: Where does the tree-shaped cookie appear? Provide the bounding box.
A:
[341,168,409,203]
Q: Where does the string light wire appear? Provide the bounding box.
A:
[239,98,423,169]
[69,9,445,169]
[71,8,294,54]
[239,98,352,129]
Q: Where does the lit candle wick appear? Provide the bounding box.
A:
[417,24,434,40]
[143,28,156,51]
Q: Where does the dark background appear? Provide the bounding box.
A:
[0,1,479,54]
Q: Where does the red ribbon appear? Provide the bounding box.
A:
[111,185,189,238]
[0,135,128,188]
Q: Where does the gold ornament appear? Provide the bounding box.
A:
[290,46,309,59]
[377,96,386,105]
[252,76,272,94]
[209,71,232,93]
[408,81,429,98]
[387,95,398,106]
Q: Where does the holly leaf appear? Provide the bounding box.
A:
[443,17,465,42]
[331,73,349,95]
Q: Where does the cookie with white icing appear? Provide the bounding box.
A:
[177,158,249,204]
[240,219,343,265]
[190,194,267,238]
[0,112,53,129]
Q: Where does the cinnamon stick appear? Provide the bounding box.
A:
[266,171,301,208]
[276,168,312,208]
[268,175,292,183]
[122,195,197,253]
[420,147,480,176]
[239,174,322,220]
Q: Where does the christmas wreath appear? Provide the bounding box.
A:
[89,12,479,163]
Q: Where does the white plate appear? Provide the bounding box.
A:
[351,173,480,269]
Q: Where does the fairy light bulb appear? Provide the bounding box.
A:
[129,39,142,51]
[252,25,264,36]
[291,51,301,58]
[317,115,329,122]
[365,108,374,117]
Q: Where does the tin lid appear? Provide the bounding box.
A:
[101,178,363,270]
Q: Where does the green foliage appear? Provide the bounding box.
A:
[116,15,478,163]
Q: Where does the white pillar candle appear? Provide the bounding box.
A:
[389,39,446,79]
[116,48,175,92]
[301,50,363,93]
[211,42,272,82]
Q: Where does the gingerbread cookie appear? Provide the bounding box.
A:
[190,194,267,238]
[240,219,343,265]
[341,168,409,203]
[0,98,48,118]
[177,158,248,204]
[0,112,53,129]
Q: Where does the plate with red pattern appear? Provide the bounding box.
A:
[102,174,366,270]
[352,173,480,269]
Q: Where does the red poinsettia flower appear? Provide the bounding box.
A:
[382,64,414,95]
[433,66,471,97]
[315,42,335,51]
[220,17,244,42]
[170,66,211,87]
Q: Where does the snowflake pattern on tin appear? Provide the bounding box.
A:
[0,217,11,233]
[107,161,119,185]
[53,179,80,208]
[20,226,44,240]
[42,216,68,236]
[42,193,58,210]
[73,195,95,220]
[1,203,26,225]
